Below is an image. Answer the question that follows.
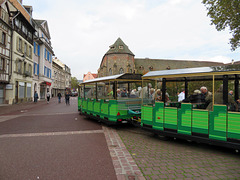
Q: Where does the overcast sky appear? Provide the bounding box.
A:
[23,0,239,80]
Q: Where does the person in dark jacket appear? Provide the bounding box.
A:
[34,91,38,103]
[65,91,70,105]
[57,92,62,103]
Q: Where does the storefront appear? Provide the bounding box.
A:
[40,82,51,99]
[17,81,32,102]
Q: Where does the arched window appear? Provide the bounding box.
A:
[149,66,153,71]
[119,68,124,74]
[109,68,112,75]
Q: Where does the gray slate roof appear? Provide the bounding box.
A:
[105,38,134,56]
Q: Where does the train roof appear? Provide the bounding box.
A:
[143,64,240,79]
[81,73,142,84]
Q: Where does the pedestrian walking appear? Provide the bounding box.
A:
[65,91,70,105]
[57,92,62,103]
[46,91,51,104]
[34,91,39,103]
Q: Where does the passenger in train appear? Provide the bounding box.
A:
[200,86,212,108]
[207,85,238,111]
[121,88,128,97]
[107,88,113,97]
[149,88,155,100]
[129,89,137,98]
[189,90,202,103]
[140,83,152,98]
[117,89,121,97]
[178,89,185,102]
[154,89,162,102]
[136,87,141,97]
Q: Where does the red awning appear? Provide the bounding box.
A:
[41,82,51,86]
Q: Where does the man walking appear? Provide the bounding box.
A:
[57,92,62,103]
[46,91,51,104]
[65,91,70,105]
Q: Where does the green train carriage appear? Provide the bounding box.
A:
[141,65,240,149]
[78,73,142,125]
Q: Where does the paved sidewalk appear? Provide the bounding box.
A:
[117,127,240,180]
[0,99,47,115]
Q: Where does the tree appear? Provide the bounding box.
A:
[71,77,79,91]
[202,0,240,51]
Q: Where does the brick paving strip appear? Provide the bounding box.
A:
[0,112,78,123]
[102,126,145,180]
[0,130,104,138]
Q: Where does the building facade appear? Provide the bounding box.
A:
[98,38,224,77]
[5,7,35,104]
[64,64,71,90]
[32,19,53,99]
[0,0,13,104]
[52,58,65,97]
[83,72,97,82]
[52,57,71,97]
[98,38,135,77]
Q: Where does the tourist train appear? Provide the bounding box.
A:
[78,64,240,150]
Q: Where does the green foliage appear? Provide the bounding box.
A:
[71,77,79,90]
[202,0,240,51]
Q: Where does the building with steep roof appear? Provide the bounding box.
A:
[98,38,135,77]
[5,3,35,104]
[83,72,98,82]
[32,19,54,99]
[98,38,224,77]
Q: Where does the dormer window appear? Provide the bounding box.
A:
[119,45,123,49]
[110,46,115,50]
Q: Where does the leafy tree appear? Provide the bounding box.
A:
[202,0,240,51]
[71,77,79,91]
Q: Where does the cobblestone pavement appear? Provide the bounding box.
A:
[117,126,240,180]
[103,126,145,180]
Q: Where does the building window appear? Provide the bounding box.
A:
[109,68,112,75]
[119,45,123,49]
[149,66,153,71]
[24,43,27,55]
[19,38,22,51]
[1,32,6,45]
[24,62,27,74]
[0,58,4,70]
[28,64,32,75]
[110,46,115,50]
[15,19,19,27]
[139,65,144,70]
[119,68,124,74]
[17,61,22,73]
[29,46,32,58]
